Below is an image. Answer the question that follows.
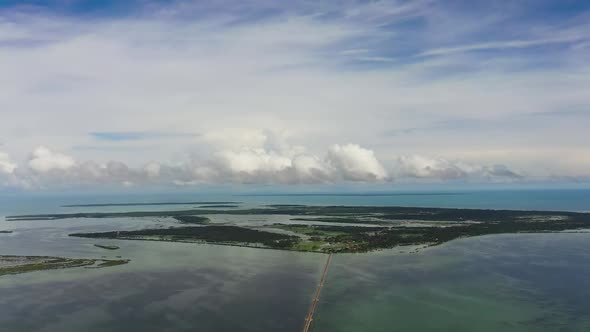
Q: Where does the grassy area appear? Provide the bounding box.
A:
[292,240,325,252]
[272,224,352,237]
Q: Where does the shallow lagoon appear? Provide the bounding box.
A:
[0,239,325,332]
[2,221,589,331]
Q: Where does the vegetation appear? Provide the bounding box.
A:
[275,216,590,253]
[71,226,300,250]
[173,215,210,224]
[8,205,589,223]
[9,203,590,253]
[0,256,129,276]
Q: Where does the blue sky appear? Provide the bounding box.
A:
[0,0,589,190]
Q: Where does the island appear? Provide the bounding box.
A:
[6,203,590,253]
[0,255,129,276]
[8,204,589,253]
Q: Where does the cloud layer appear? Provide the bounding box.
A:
[0,139,526,189]
[0,1,589,189]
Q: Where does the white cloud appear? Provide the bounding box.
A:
[292,154,330,178]
[28,146,76,173]
[0,152,17,174]
[213,148,292,174]
[419,35,585,57]
[0,1,589,188]
[144,162,161,178]
[0,142,533,189]
[327,144,388,181]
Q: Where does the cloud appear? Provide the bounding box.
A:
[90,131,197,141]
[394,155,522,181]
[197,143,389,184]
[0,151,16,174]
[144,162,161,178]
[327,144,388,181]
[0,1,589,187]
[395,155,466,179]
[28,146,76,173]
[481,164,523,179]
[213,148,292,174]
[0,139,558,190]
[419,36,584,57]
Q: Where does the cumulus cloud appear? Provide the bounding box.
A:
[0,140,532,190]
[326,144,388,181]
[213,148,292,174]
[194,143,390,184]
[0,152,17,174]
[28,146,76,173]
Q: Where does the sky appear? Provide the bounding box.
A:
[0,0,589,191]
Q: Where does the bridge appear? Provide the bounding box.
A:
[302,253,333,332]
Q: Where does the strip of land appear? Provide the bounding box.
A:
[8,205,588,222]
[0,255,129,276]
[71,226,300,250]
[61,201,240,207]
[94,244,120,250]
[302,253,332,332]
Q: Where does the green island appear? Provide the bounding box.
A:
[8,204,587,253]
[72,226,299,249]
[0,255,129,276]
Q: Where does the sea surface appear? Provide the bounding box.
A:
[0,189,589,331]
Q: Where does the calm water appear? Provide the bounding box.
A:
[314,234,590,332]
[0,189,589,331]
[1,188,590,217]
[0,226,325,332]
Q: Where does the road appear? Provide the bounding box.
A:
[302,253,333,332]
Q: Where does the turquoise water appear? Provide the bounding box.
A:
[1,189,589,218]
